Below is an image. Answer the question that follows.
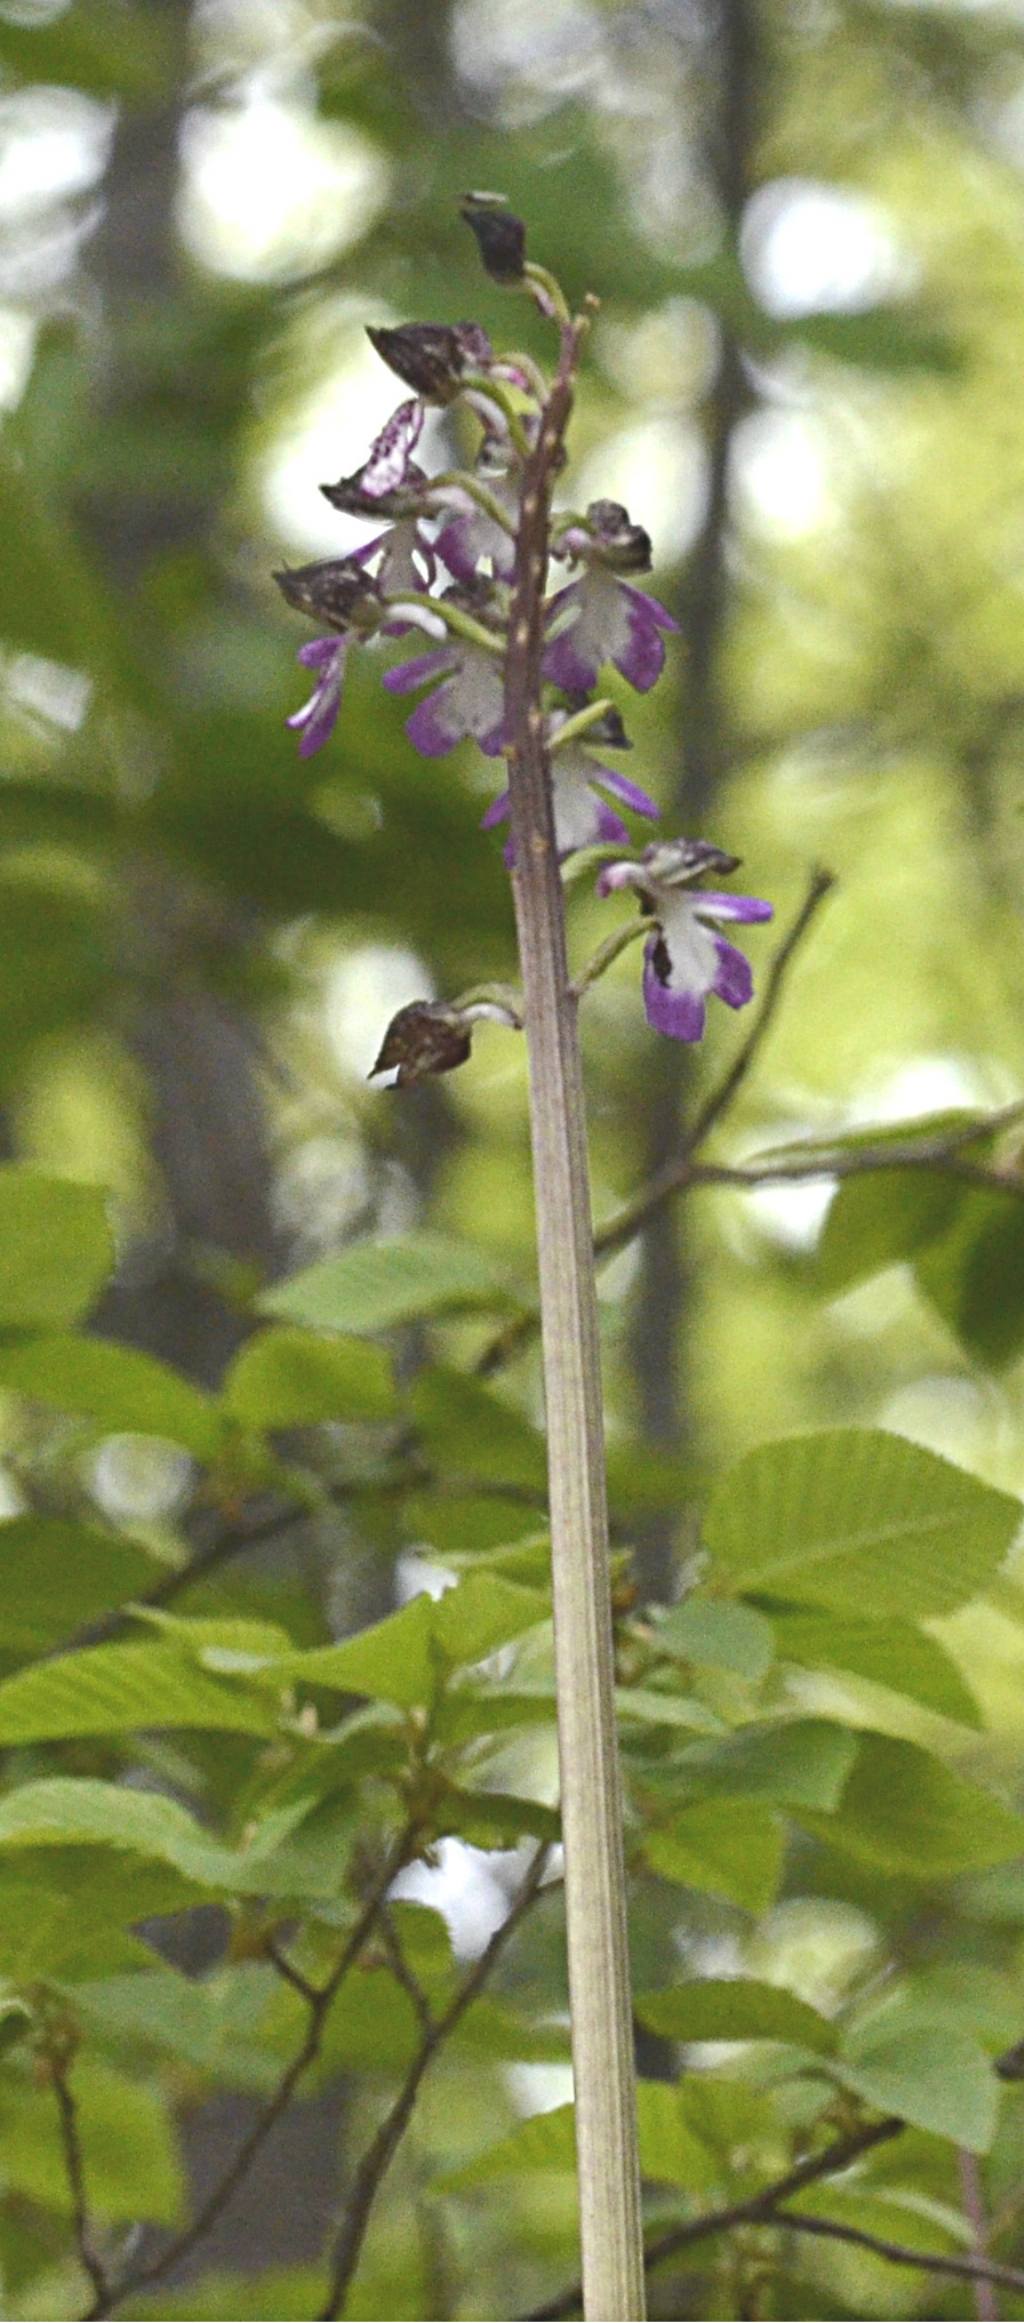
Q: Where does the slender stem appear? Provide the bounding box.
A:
[387,592,503,655]
[503,314,645,2323]
[526,2113,904,2321]
[318,1845,550,2319]
[958,2147,1000,2321]
[50,2048,110,2311]
[777,2206,1023,2300]
[549,698,616,752]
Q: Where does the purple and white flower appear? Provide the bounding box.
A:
[484,740,659,863]
[435,463,518,585]
[597,839,773,1042]
[544,498,679,694]
[286,636,350,757]
[382,636,507,757]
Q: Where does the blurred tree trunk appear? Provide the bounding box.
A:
[628,0,756,1606]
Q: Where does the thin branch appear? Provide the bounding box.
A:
[376,1903,435,2036]
[88,1822,418,2321]
[51,2047,110,2311]
[777,2206,1024,2300]
[318,1843,551,2320]
[681,867,837,1157]
[957,2149,1000,2323]
[524,2113,904,2320]
[65,1497,312,1652]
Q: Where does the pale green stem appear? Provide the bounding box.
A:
[386,594,504,657]
[549,698,616,752]
[504,311,645,2322]
[572,918,648,999]
[428,471,518,537]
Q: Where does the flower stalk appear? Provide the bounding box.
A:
[504,313,646,2323]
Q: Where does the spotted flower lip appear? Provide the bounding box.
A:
[484,740,659,864]
[558,499,653,574]
[321,402,427,516]
[597,842,773,1042]
[544,568,680,694]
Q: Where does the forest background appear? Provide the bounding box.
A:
[8,0,1024,2317]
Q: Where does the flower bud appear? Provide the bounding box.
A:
[273,558,380,632]
[460,198,527,283]
[366,322,493,403]
[369,1002,474,1086]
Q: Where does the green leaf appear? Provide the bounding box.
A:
[0,2059,183,2222]
[410,1366,547,1489]
[916,1187,1024,1369]
[274,1574,549,1709]
[0,1169,112,1327]
[0,1516,155,1657]
[443,2081,715,2193]
[258,1231,522,1335]
[773,1609,982,1726]
[0,1333,222,1460]
[663,1719,858,1811]
[653,1598,775,1681]
[641,1800,784,1912]
[807,1734,1024,1876]
[836,2026,999,2152]
[0,1853,200,1981]
[0,1641,279,1743]
[0,1778,235,1887]
[433,1786,560,1848]
[222,1326,394,1427]
[705,1430,1019,1618]
[634,1977,837,2053]
[73,1963,280,2090]
[817,1171,961,1295]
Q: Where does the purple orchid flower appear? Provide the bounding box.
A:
[544,498,679,694]
[383,636,507,757]
[484,740,660,863]
[598,839,773,1042]
[435,465,518,585]
[286,635,350,757]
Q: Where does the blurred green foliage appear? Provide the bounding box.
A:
[6,0,1024,2317]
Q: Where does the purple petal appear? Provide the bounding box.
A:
[591,760,660,818]
[712,936,754,1010]
[643,939,707,1041]
[621,583,681,634]
[297,636,342,668]
[614,602,666,693]
[435,519,479,584]
[382,648,457,696]
[543,631,599,693]
[481,788,510,829]
[405,685,463,756]
[695,892,774,925]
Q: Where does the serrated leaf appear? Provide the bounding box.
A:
[0,1332,221,1459]
[0,1169,112,1327]
[223,1326,394,1427]
[73,1963,280,2091]
[0,1516,155,1657]
[818,1172,961,1294]
[0,1779,245,1891]
[642,1800,783,1912]
[836,2026,999,2152]
[0,1853,200,1981]
[654,1598,775,1680]
[0,1642,279,1744]
[433,1786,560,1848]
[773,1609,982,1726]
[807,1734,1024,1875]
[635,1976,836,2053]
[705,1430,1019,1617]
[258,1232,521,1335]
[273,1574,549,1709]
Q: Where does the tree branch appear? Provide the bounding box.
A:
[318,1843,551,2320]
[524,2113,904,2320]
[777,2205,1024,2300]
[50,2045,110,2312]
[680,866,837,1158]
[87,1823,418,2320]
